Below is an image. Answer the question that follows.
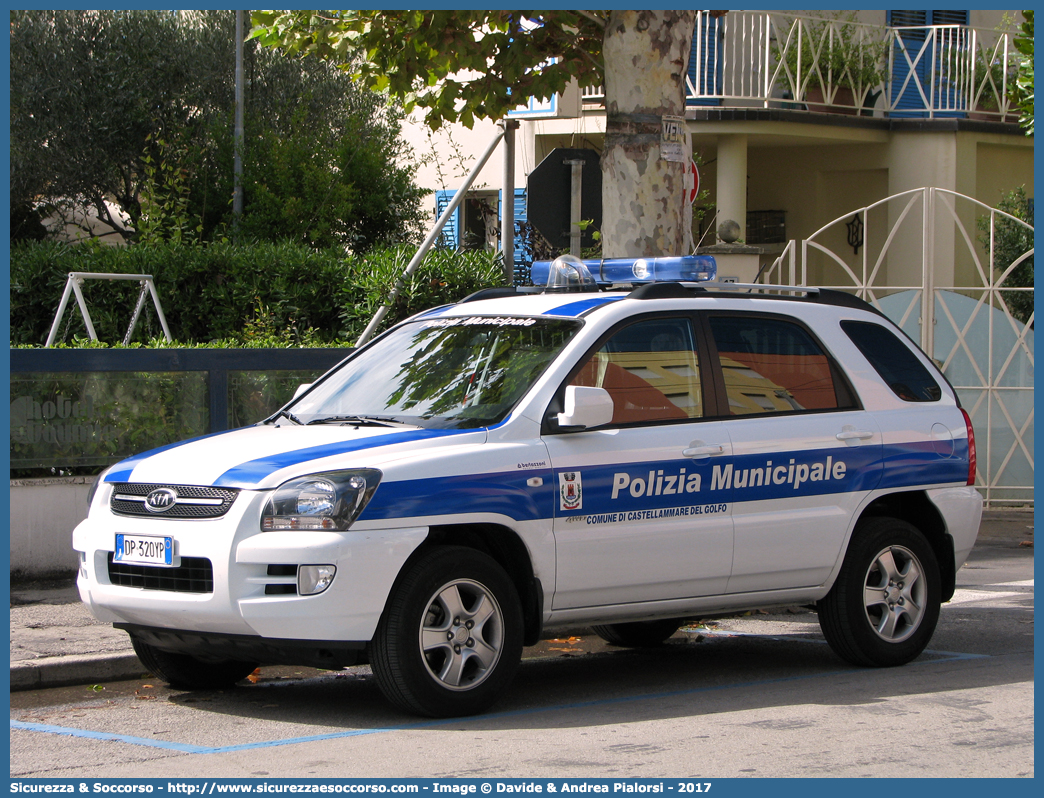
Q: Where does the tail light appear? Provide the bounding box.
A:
[961,408,977,486]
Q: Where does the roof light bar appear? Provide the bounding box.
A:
[533,255,717,289]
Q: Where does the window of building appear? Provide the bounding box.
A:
[888,10,971,117]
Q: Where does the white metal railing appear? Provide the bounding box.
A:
[581,12,1020,120]
[766,188,1034,507]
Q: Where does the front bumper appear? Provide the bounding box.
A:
[118,623,367,669]
[73,486,427,645]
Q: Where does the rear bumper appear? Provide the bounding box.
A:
[928,485,983,569]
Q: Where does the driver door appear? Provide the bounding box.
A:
[543,315,734,610]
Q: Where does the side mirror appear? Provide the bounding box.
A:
[557,385,614,431]
[293,383,313,400]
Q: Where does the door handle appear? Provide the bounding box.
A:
[682,444,725,459]
[836,427,874,442]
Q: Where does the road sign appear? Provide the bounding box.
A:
[686,160,700,205]
[526,148,602,249]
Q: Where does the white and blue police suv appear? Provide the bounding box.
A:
[74,255,982,717]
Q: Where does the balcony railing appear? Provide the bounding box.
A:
[582,11,1020,121]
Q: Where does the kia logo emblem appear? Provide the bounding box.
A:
[144,488,178,512]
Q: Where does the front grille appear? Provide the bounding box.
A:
[107,553,214,593]
[110,483,239,519]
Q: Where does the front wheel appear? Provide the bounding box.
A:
[818,517,941,667]
[131,638,257,689]
[371,546,523,717]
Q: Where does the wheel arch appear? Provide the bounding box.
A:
[858,491,956,601]
[392,523,544,646]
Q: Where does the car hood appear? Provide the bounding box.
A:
[104,424,486,490]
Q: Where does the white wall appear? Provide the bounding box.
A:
[10,478,93,575]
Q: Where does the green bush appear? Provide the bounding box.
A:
[976,186,1034,324]
[10,241,506,346]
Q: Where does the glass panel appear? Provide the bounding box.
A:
[570,317,702,423]
[710,316,840,415]
[10,372,208,469]
[292,317,581,429]
[228,369,331,428]
[841,320,941,401]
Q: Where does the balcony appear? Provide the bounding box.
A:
[582,11,1021,122]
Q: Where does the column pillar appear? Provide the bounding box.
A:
[716,134,749,240]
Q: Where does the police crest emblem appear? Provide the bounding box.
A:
[559,471,583,511]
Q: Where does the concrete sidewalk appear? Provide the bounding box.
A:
[9,510,1033,692]
[10,580,145,691]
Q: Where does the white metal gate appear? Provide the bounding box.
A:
[767,187,1034,507]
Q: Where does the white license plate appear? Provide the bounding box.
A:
[115,534,174,567]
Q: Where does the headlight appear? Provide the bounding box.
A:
[87,465,114,512]
[261,469,382,531]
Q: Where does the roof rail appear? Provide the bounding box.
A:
[627,282,708,300]
[626,281,882,314]
[812,288,881,314]
[458,287,521,303]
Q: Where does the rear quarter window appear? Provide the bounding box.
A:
[841,320,942,402]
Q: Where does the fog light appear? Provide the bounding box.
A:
[78,551,87,580]
[298,564,336,596]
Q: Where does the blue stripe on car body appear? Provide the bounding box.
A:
[105,430,240,483]
[356,441,968,524]
[543,296,623,318]
[214,428,473,488]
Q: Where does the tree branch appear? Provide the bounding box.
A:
[575,10,606,29]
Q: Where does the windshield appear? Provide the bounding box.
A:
[289,316,582,429]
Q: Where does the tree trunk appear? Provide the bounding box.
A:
[601,10,695,258]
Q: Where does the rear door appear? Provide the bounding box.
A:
[701,312,884,594]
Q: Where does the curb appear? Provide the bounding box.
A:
[10,652,144,692]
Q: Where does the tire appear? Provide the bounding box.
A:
[591,618,684,647]
[131,638,257,689]
[371,546,524,717]
[818,517,941,667]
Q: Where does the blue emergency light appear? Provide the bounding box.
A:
[532,254,717,290]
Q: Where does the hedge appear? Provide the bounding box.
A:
[10,241,506,346]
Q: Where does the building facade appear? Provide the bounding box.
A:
[401,9,1033,289]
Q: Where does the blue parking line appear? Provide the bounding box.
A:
[9,643,988,755]
[10,721,213,754]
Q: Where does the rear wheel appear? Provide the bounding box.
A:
[818,517,941,667]
[371,546,523,717]
[131,638,257,689]
[591,618,684,647]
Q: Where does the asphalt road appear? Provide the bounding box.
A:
[10,532,1033,779]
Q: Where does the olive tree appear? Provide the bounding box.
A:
[10,10,424,249]
[10,10,203,241]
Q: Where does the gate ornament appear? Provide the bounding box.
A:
[846,212,864,254]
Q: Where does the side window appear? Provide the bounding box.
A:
[708,315,842,415]
[569,317,702,424]
[841,320,942,402]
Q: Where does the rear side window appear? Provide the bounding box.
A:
[841,320,942,402]
[708,315,846,415]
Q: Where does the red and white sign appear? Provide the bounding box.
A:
[684,159,700,205]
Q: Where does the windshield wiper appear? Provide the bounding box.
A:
[265,409,303,426]
[306,415,407,428]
